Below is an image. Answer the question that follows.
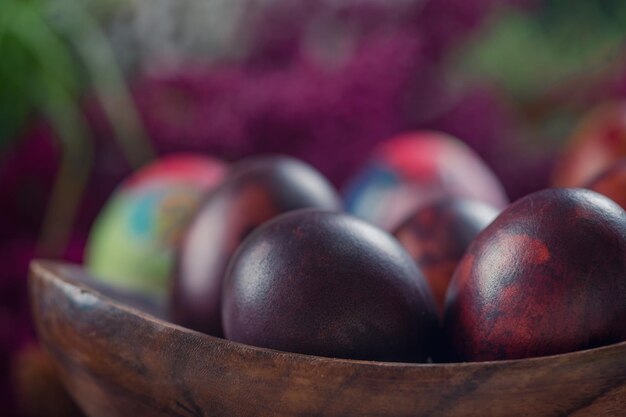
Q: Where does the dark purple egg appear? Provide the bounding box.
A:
[222,210,438,362]
[443,188,626,361]
[393,199,499,314]
[172,156,341,336]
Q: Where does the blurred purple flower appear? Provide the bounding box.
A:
[134,31,431,185]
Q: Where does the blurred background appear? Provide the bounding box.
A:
[2,0,626,415]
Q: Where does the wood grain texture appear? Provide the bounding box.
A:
[30,261,626,417]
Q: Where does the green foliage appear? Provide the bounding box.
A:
[0,0,152,257]
[0,0,83,150]
[456,0,626,99]
[0,0,150,160]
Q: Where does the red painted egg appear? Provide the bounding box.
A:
[586,159,626,211]
[393,199,499,314]
[552,102,626,187]
[444,188,626,361]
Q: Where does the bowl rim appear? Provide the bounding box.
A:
[31,259,626,371]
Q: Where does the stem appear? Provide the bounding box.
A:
[51,0,156,169]
[37,97,94,258]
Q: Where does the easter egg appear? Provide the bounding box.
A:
[85,154,226,298]
[393,198,499,314]
[552,101,626,187]
[222,209,438,362]
[443,189,626,361]
[172,156,341,336]
[344,131,508,230]
[586,159,626,211]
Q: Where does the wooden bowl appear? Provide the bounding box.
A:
[30,260,626,417]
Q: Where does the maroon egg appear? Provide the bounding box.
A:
[443,188,626,361]
[393,199,499,314]
[552,102,626,188]
[222,210,438,362]
[586,159,626,211]
[172,156,341,336]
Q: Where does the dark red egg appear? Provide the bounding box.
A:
[222,210,438,362]
[552,102,626,187]
[393,199,499,314]
[443,188,626,361]
[586,159,626,211]
[172,156,341,336]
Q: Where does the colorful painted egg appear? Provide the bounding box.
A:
[344,131,508,230]
[85,154,226,298]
